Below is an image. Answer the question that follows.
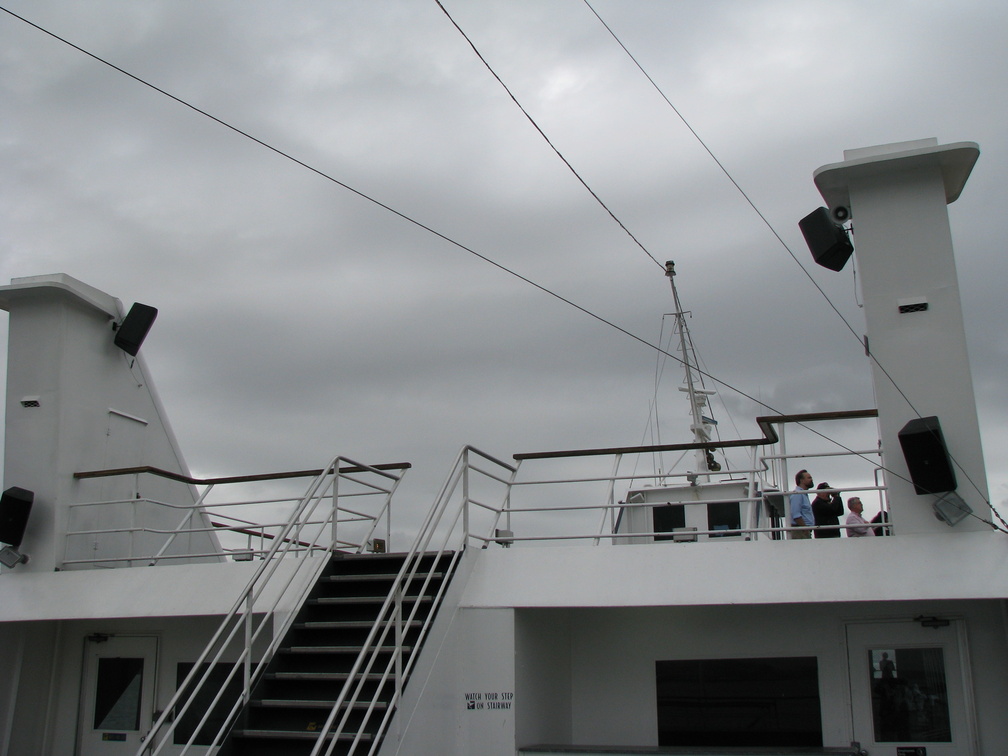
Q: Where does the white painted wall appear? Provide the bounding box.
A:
[515,609,572,746]
[0,275,220,571]
[390,540,1008,753]
[0,614,272,756]
[511,600,1007,751]
[384,606,516,755]
[813,140,989,534]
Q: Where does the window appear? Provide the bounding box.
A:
[93,658,144,730]
[653,504,685,541]
[707,501,741,536]
[656,657,822,746]
[869,647,951,742]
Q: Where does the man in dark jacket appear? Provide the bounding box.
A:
[812,482,844,538]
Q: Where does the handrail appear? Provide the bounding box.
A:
[65,461,409,569]
[299,415,886,754]
[73,461,411,483]
[134,456,408,756]
[308,446,517,756]
[514,408,878,460]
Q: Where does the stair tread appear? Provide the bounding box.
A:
[215,551,454,753]
[295,620,422,629]
[266,671,388,681]
[309,595,432,604]
[232,728,372,741]
[251,698,388,710]
[323,572,443,582]
[280,645,411,654]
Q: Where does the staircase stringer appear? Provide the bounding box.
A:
[324,547,463,756]
[374,547,480,756]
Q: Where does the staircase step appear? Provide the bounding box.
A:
[309,596,432,607]
[251,698,388,710]
[322,571,444,583]
[266,671,387,682]
[212,550,454,755]
[294,620,422,630]
[232,728,372,742]
[280,645,411,655]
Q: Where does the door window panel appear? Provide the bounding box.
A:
[869,647,952,742]
[93,657,144,731]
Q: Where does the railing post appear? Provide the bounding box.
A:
[243,593,253,704]
[610,453,622,535]
[745,458,758,540]
[386,490,393,553]
[331,463,340,552]
[462,449,470,544]
[394,581,403,727]
[594,453,622,545]
[148,484,215,566]
[778,422,789,539]
[130,500,137,567]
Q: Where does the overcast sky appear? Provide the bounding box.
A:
[2,1,1006,537]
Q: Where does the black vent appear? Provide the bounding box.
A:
[898,302,929,314]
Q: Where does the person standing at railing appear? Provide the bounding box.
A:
[846,497,876,537]
[789,469,815,539]
[812,482,844,538]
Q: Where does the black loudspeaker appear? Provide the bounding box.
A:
[0,487,34,548]
[898,416,957,495]
[114,302,158,356]
[799,207,854,272]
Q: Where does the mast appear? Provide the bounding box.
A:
[664,261,719,478]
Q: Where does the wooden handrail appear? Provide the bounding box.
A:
[514,408,878,461]
[73,461,411,484]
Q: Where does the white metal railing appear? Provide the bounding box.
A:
[130,456,408,756]
[66,462,404,568]
[306,446,515,756]
[126,411,888,755]
[305,416,890,753]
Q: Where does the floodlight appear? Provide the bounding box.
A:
[0,545,28,569]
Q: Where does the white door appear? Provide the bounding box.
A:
[845,620,977,756]
[79,635,158,756]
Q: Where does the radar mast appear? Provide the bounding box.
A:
[665,261,719,479]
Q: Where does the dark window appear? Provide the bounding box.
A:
[653,504,685,541]
[174,663,244,746]
[707,501,741,536]
[656,657,823,746]
[93,657,144,730]
[869,647,951,742]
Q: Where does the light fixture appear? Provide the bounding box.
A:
[914,615,950,629]
[0,545,28,569]
[933,491,972,527]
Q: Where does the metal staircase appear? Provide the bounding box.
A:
[227,551,454,755]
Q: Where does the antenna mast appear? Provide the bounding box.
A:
[664,261,719,477]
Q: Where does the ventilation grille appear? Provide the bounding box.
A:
[898,297,929,314]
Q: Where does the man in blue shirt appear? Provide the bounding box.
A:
[790,469,815,539]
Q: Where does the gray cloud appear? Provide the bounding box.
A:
[2,0,1006,529]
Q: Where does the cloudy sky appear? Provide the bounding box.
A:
[2,1,1006,536]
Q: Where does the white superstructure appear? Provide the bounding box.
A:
[1,139,1006,756]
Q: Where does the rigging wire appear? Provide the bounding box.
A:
[434,0,665,272]
[3,6,1002,532]
[582,0,999,520]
